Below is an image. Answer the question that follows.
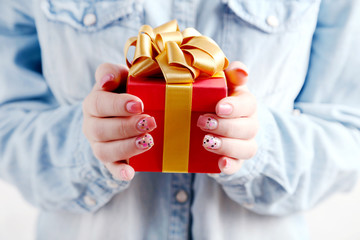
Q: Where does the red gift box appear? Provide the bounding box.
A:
[127,74,227,173]
[124,20,229,173]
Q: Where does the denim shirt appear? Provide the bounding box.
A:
[1,0,360,239]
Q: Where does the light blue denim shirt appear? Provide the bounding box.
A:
[1,0,360,239]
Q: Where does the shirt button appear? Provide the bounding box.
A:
[106,180,119,189]
[175,190,188,203]
[292,109,301,116]
[83,13,97,26]
[266,15,279,27]
[243,202,254,208]
[83,195,96,206]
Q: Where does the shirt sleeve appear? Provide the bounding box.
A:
[209,0,360,216]
[0,2,130,213]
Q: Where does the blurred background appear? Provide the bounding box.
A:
[0,179,359,240]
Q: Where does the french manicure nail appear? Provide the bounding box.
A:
[126,101,144,114]
[137,117,157,132]
[135,134,154,150]
[100,73,115,88]
[217,103,233,115]
[197,115,218,130]
[203,134,221,150]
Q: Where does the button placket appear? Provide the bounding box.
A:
[175,190,188,203]
[168,173,192,240]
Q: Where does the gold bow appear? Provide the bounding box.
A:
[124,19,229,82]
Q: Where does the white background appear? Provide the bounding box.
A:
[0,179,360,240]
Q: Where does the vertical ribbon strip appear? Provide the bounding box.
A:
[162,84,193,172]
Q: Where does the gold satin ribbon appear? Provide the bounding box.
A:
[125,20,228,172]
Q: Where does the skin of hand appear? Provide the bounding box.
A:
[198,61,259,175]
[82,63,157,181]
[82,61,258,181]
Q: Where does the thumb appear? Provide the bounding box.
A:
[94,63,129,92]
[224,61,249,96]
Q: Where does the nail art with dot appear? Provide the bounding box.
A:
[136,117,157,132]
[203,134,221,150]
[204,116,218,130]
[135,134,154,150]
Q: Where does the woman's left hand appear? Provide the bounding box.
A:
[197,61,259,175]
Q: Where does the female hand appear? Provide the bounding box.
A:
[198,61,259,175]
[82,63,156,181]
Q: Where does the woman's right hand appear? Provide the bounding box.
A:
[82,63,156,181]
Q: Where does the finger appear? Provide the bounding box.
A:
[92,134,154,163]
[215,91,257,118]
[224,61,248,96]
[94,63,129,92]
[218,156,243,175]
[105,162,135,181]
[197,114,258,139]
[83,92,144,117]
[202,134,257,160]
[84,115,157,142]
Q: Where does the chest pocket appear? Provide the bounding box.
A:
[223,0,318,33]
[40,0,144,104]
[41,0,143,32]
[221,0,320,108]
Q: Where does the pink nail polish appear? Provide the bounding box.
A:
[217,103,233,115]
[126,101,144,114]
[135,134,154,150]
[100,73,115,88]
[120,169,128,180]
[197,115,218,130]
[203,134,221,150]
[221,157,231,169]
[137,117,157,132]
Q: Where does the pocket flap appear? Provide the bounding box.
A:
[223,0,317,33]
[41,0,142,32]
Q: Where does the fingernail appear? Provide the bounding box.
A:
[220,157,231,170]
[120,169,128,180]
[203,134,221,150]
[126,101,144,114]
[100,73,115,88]
[137,117,157,132]
[197,115,218,130]
[135,134,154,150]
[121,168,134,181]
[228,66,249,76]
[217,103,233,115]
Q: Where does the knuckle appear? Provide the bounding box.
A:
[111,94,122,115]
[93,92,103,116]
[114,144,126,159]
[92,142,107,162]
[222,122,236,138]
[92,123,105,141]
[247,141,258,159]
[116,120,129,139]
[247,121,259,139]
